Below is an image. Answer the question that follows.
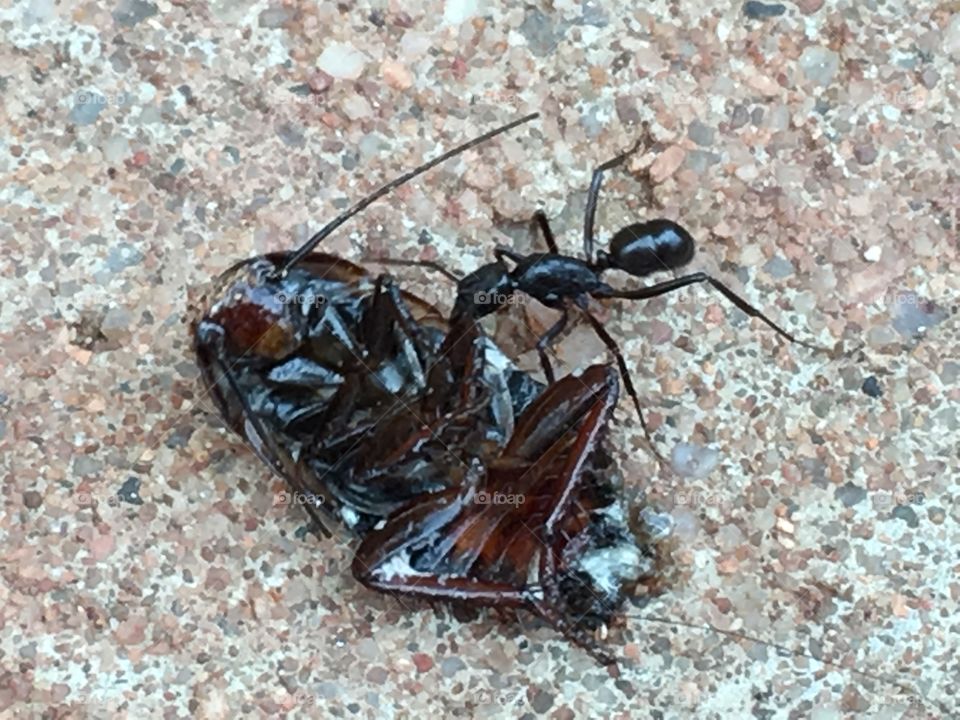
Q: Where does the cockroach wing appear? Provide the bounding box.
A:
[351,365,622,602]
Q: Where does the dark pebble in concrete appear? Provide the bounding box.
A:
[892,504,919,528]
[118,476,144,505]
[743,2,787,19]
[861,376,882,398]
[835,482,866,508]
[23,490,44,509]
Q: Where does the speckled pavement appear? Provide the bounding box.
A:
[2,1,958,718]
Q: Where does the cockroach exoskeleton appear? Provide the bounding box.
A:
[351,364,669,665]
[193,116,544,537]
[192,113,668,661]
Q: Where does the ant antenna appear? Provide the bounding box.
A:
[277,112,540,276]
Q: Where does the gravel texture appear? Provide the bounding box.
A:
[2,1,958,718]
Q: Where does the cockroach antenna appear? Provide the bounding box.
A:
[622,612,949,715]
[275,112,540,276]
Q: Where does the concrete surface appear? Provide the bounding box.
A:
[2,1,958,718]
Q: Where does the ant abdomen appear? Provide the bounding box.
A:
[603,219,696,277]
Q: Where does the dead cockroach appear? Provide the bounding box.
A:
[192,113,660,662]
[192,115,542,538]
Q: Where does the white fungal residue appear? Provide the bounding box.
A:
[593,502,627,525]
[339,506,361,528]
[575,542,645,599]
[670,442,720,479]
[638,507,675,542]
[373,552,432,582]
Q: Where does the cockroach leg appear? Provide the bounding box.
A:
[374,274,443,372]
[200,345,336,538]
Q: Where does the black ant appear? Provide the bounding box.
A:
[363,135,830,446]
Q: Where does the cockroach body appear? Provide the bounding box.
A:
[194,251,541,535]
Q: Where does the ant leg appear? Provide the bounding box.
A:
[602,273,826,351]
[534,310,568,384]
[583,133,648,263]
[580,310,664,459]
[494,246,525,265]
[531,210,559,253]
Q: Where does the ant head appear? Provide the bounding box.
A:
[452,260,516,319]
[600,219,696,278]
